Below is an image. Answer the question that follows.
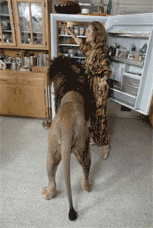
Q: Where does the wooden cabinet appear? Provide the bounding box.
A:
[13,0,46,49]
[0,70,48,118]
[17,76,47,117]
[0,76,18,114]
[0,0,16,46]
[0,0,52,118]
[0,0,52,50]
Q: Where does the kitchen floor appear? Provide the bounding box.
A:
[0,115,152,228]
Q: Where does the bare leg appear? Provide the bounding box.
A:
[41,145,61,200]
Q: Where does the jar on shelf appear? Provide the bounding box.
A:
[60,24,65,35]
[79,27,85,36]
[74,26,79,36]
[70,26,74,33]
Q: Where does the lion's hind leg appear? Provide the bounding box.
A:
[73,138,92,192]
[41,144,61,200]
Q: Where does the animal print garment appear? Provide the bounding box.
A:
[80,40,111,146]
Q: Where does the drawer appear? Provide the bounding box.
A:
[110,88,136,107]
[17,77,44,86]
[0,76,17,85]
[122,83,139,96]
[122,75,140,87]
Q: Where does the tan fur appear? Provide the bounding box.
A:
[41,91,91,218]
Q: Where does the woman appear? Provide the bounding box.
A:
[63,21,111,160]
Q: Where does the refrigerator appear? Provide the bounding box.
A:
[50,13,153,120]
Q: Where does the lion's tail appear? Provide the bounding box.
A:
[60,120,77,221]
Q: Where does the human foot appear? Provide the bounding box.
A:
[89,137,96,146]
[102,144,110,160]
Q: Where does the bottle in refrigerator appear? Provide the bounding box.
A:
[108,43,116,58]
[139,43,147,62]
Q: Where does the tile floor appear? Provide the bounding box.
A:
[0,115,152,228]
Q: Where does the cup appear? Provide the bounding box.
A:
[16,58,22,69]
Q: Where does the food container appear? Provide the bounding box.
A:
[68,49,76,57]
[81,8,90,14]
[79,27,85,36]
[74,27,79,35]
[60,25,65,35]
[77,50,83,57]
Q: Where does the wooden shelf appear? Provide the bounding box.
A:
[2,30,12,32]
[0,14,10,17]
[21,31,43,34]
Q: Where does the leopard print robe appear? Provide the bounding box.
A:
[80,40,112,146]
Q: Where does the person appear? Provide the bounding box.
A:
[62,21,112,160]
[43,21,111,160]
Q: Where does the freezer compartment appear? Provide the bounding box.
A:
[109,88,136,107]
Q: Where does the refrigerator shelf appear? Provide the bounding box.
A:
[109,88,137,107]
[107,30,150,39]
[63,54,85,59]
[59,44,79,46]
[110,56,144,68]
[58,34,86,38]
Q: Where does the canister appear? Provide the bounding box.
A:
[74,26,79,36]
[79,27,85,36]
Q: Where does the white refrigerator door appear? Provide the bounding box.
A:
[106,13,153,115]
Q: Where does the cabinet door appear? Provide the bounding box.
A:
[18,85,47,118]
[0,0,16,47]
[0,84,19,115]
[14,0,46,49]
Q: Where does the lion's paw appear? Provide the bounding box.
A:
[41,187,57,200]
[81,179,92,192]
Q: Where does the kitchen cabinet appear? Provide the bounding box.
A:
[17,76,46,117]
[0,0,52,50]
[50,13,153,120]
[0,76,18,114]
[0,0,52,118]
[13,0,46,49]
[0,70,48,118]
[0,0,16,46]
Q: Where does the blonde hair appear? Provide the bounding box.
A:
[90,21,108,53]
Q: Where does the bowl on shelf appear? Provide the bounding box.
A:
[68,48,76,57]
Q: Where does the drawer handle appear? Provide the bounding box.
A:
[0,79,7,82]
[20,89,21,94]
[14,88,16,94]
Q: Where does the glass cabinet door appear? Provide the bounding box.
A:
[16,0,45,48]
[0,0,16,46]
